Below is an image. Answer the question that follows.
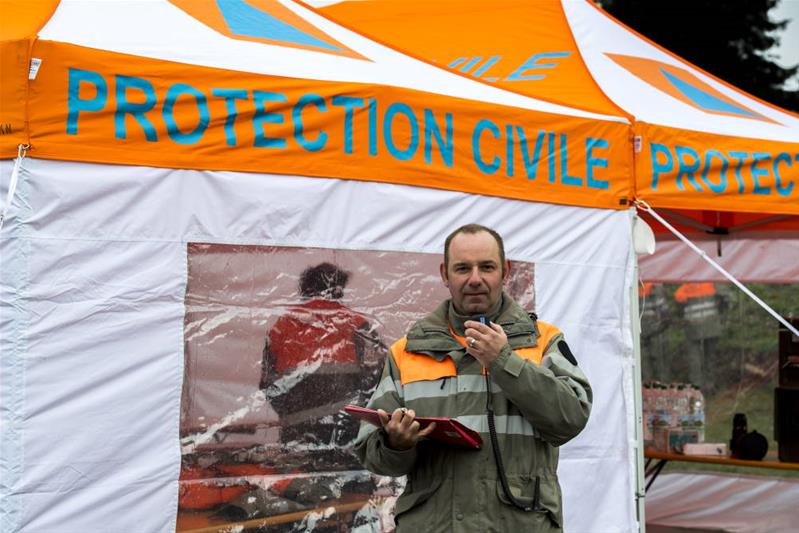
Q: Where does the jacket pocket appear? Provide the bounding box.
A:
[394,475,443,519]
[495,474,562,527]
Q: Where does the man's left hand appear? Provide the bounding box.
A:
[464,320,508,368]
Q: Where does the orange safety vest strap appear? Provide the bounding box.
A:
[391,337,456,385]
[518,321,562,366]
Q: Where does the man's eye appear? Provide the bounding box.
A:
[481,265,496,272]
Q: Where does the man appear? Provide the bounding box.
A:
[355,224,592,532]
[260,262,383,469]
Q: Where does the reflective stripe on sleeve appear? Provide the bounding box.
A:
[458,414,539,438]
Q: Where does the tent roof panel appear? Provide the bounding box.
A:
[565,0,799,142]
[317,0,629,118]
[35,0,627,122]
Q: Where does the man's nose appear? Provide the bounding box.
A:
[467,267,482,284]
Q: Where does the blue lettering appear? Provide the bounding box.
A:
[586,138,609,190]
[506,125,514,177]
[212,89,248,146]
[560,133,582,186]
[472,119,501,174]
[163,83,209,145]
[547,132,556,182]
[67,68,108,135]
[506,52,571,81]
[700,149,728,193]
[114,75,157,141]
[424,109,453,167]
[728,151,749,193]
[384,103,419,161]
[331,95,365,154]
[750,152,771,195]
[773,152,794,197]
[293,94,328,152]
[458,57,482,73]
[674,145,702,191]
[516,127,544,180]
[253,91,287,148]
[650,143,673,189]
[368,98,378,156]
[473,56,502,78]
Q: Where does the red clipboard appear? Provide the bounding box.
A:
[343,405,482,449]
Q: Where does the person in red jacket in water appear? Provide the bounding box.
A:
[260,262,384,471]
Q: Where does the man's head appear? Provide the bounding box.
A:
[299,262,349,300]
[441,224,510,315]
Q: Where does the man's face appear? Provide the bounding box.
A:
[440,231,509,315]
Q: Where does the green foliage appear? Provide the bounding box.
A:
[601,0,799,112]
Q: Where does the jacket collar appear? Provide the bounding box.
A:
[405,292,538,360]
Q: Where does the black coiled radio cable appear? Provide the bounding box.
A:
[485,371,541,513]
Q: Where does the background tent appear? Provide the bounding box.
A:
[317,0,799,282]
[1,1,640,532]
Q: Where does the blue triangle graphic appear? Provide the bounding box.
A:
[660,69,758,117]
[217,0,341,51]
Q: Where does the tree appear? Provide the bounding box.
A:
[600,0,799,112]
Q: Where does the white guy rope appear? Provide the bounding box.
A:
[0,144,28,231]
[635,200,799,338]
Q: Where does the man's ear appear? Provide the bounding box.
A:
[502,259,511,281]
[440,262,448,286]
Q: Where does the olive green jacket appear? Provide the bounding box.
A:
[354,294,592,532]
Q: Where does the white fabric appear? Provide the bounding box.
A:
[647,472,799,533]
[640,233,799,283]
[0,158,636,532]
[564,0,799,141]
[37,0,625,122]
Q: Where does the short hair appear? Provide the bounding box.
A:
[443,224,506,271]
[299,262,350,299]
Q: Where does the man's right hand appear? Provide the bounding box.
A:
[377,408,436,450]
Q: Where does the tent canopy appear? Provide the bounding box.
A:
[319,0,799,230]
[0,0,635,211]
[1,1,639,532]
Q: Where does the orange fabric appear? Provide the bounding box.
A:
[392,337,457,385]
[635,122,799,215]
[674,283,715,303]
[17,40,632,210]
[0,0,59,40]
[269,300,367,372]
[641,208,799,235]
[321,1,798,219]
[0,39,30,151]
[178,464,255,509]
[525,321,560,365]
[639,282,653,297]
[320,0,626,118]
[607,54,773,123]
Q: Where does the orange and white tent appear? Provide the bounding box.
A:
[320,0,799,283]
[0,1,755,532]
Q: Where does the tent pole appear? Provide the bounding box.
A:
[631,214,647,532]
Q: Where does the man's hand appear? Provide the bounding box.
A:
[377,408,436,450]
[464,320,508,368]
